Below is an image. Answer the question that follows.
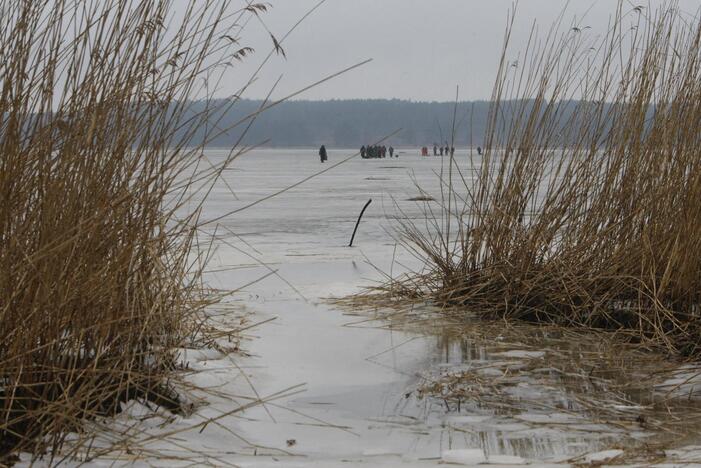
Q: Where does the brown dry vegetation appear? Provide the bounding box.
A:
[0,0,265,462]
[389,4,701,357]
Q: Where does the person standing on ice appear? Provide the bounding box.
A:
[433,144,438,156]
[319,145,328,163]
[389,146,394,157]
[360,145,366,158]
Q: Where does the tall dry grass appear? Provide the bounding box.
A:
[393,4,701,357]
[0,0,263,461]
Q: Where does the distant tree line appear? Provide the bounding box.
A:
[11,99,651,150]
[176,98,649,148]
[181,99,494,148]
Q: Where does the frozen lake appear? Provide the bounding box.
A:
[50,148,701,467]
[197,148,471,466]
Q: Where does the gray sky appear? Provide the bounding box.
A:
[216,0,701,102]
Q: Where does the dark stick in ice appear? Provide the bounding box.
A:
[349,199,372,247]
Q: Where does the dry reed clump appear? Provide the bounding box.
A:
[390,4,701,357]
[0,0,260,461]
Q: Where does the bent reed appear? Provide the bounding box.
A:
[0,0,258,461]
[391,5,701,357]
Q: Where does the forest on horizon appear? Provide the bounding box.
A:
[183,98,637,148]
[183,98,539,148]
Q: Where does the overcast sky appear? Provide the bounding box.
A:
[215,0,701,102]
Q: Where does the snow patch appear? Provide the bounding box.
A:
[177,347,223,364]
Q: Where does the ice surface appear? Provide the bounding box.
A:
[491,350,545,359]
[583,449,624,462]
[447,415,493,425]
[655,364,701,398]
[487,455,528,465]
[515,413,583,424]
[28,149,701,467]
[442,449,488,464]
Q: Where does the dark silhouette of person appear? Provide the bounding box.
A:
[450,146,455,156]
[360,145,366,159]
[433,144,438,156]
[477,146,483,156]
[439,146,444,156]
[389,146,394,157]
[319,145,327,163]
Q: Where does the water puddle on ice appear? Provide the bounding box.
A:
[334,303,701,465]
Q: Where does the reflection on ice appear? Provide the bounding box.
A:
[388,313,701,463]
